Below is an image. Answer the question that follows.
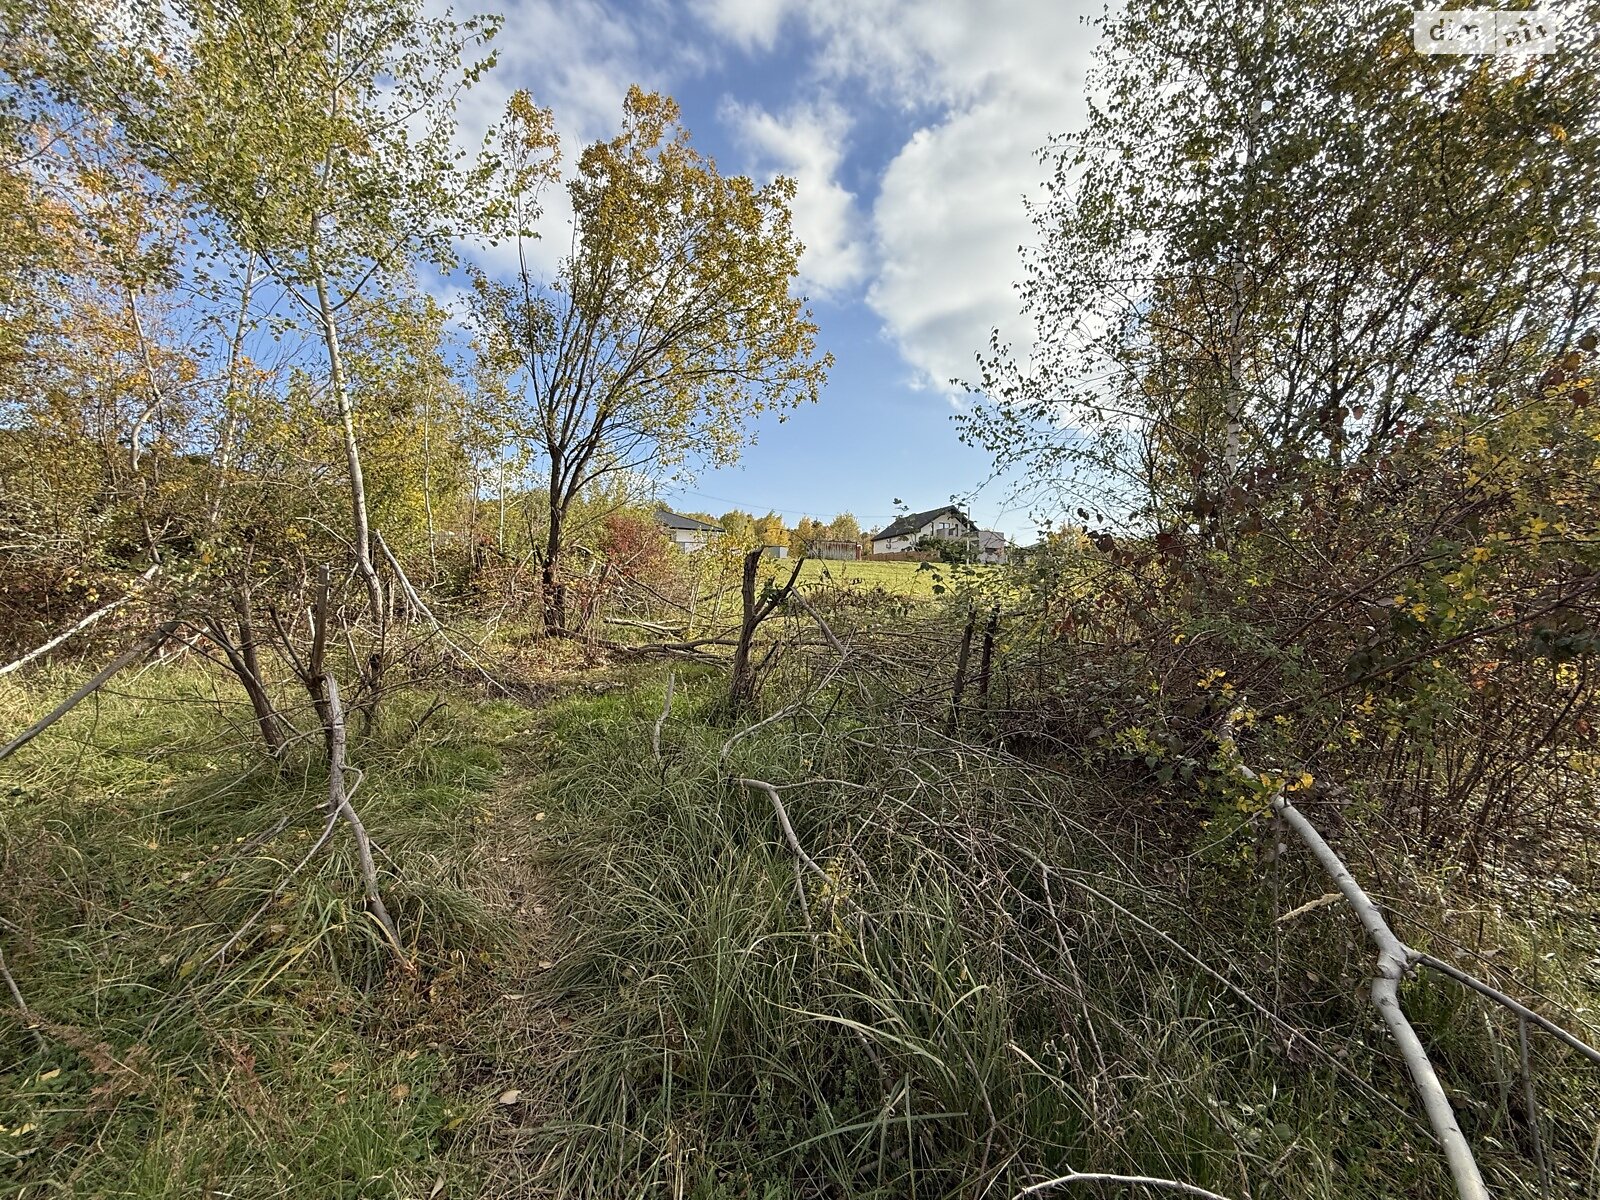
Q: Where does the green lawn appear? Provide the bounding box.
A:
[765,556,995,598]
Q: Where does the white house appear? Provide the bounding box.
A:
[869,506,978,555]
[653,507,724,552]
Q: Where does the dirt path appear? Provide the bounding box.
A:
[456,722,581,1195]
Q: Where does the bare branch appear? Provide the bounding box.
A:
[1015,1172,1237,1200]
[0,565,160,678]
[0,622,181,762]
[1415,954,1600,1068]
[324,672,408,966]
[652,671,675,762]
[732,777,831,888]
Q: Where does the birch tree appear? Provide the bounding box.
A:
[61,0,500,623]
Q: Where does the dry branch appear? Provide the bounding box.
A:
[0,565,159,677]
[0,621,180,762]
[1267,789,1489,1200]
[605,616,689,637]
[1415,954,1600,1068]
[652,671,675,762]
[375,531,515,697]
[0,942,42,1049]
[788,589,849,657]
[1015,1172,1237,1200]
[551,626,733,660]
[324,672,407,964]
[733,777,832,888]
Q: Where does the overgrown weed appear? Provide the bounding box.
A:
[505,666,1600,1199]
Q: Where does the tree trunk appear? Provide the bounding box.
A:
[421,382,438,583]
[729,548,762,712]
[206,256,257,531]
[946,607,977,735]
[541,487,567,635]
[309,240,384,626]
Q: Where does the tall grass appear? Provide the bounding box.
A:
[509,668,1600,1199]
[3,655,1596,1198]
[0,662,534,1198]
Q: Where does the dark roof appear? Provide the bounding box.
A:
[653,507,724,533]
[873,505,974,541]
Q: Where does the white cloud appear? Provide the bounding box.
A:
[848,2,1103,396]
[690,0,794,52]
[722,100,869,298]
[694,0,1106,398]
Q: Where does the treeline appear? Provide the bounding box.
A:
[686,509,866,555]
[0,0,827,664]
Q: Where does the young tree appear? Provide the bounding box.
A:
[753,511,788,549]
[823,512,860,543]
[473,87,831,633]
[718,509,758,547]
[788,515,823,556]
[61,0,500,623]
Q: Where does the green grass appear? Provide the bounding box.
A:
[763,557,998,599]
[0,664,539,1198]
[505,669,1600,1199]
[4,657,1598,1199]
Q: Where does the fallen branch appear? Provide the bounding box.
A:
[1015,1172,1236,1200]
[0,621,180,762]
[733,777,832,888]
[719,654,847,769]
[374,531,514,698]
[0,941,43,1049]
[1267,789,1488,1200]
[0,565,160,677]
[324,672,408,966]
[787,589,849,657]
[652,671,675,762]
[1414,953,1600,1068]
[604,616,689,637]
[550,626,733,660]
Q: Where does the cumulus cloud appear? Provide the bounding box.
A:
[689,0,794,52]
[696,0,1105,398]
[722,99,869,299]
[846,3,1102,397]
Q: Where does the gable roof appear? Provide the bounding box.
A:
[872,505,974,542]
[653,507,724,533]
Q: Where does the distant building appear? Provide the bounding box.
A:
[761,544,789,559]
[811,538,859,561]
[653,507,724,552]
[869,506,978,555]
[977,530,1007,564]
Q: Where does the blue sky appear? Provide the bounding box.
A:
[451,0,1110,539]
